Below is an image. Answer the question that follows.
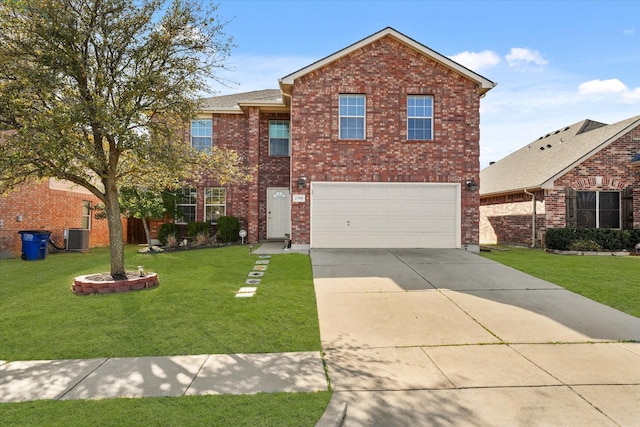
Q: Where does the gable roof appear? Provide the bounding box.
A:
[480,115,640,196]
[279,27,496,96]
[198,89,284,114]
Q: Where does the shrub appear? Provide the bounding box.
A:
[165,234,178,248]
[194,232,210,246]
[546,228,640,251]
[216,216,241,243]
[187,222,211,238]
[158,223,180,246]
[568,239,602,252]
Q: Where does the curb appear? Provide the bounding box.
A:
[316,401,347,427]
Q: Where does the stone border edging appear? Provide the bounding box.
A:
[72,273,159,295]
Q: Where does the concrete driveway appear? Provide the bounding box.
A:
[312,249,640,426]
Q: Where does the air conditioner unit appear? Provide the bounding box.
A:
[65,228,89,251]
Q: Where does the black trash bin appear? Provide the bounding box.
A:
[18,230,51,261]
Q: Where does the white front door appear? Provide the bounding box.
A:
[267,187,291,239]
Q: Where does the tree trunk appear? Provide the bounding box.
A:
[104,186,126,279]
[142,217,152,250]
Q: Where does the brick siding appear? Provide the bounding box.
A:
[289,35,481,246]
[0,180,115,258]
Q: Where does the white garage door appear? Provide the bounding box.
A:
[310,182,460,249]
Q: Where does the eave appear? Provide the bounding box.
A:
[279,27,496,97]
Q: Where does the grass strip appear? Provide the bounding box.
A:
[0,391,332,427]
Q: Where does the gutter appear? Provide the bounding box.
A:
[523,189,536,248]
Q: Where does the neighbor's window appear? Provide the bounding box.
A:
[191,119,212,153]
[205,188,226,223]
[339,94,365,140]
[576,191,620,228]
[269,120,290,156]
[407,95,433,141]
[175,188,197,224]
[81,201,91,229]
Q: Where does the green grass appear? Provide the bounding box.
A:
[0,392,332,427]
[480,246,640,318]
[0,245,321,361]
[0,245,330,425]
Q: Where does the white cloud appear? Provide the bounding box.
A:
[449,50,500,71]
[578,78,628,95]
[624,28,636,35]
[505,48,549,67]
[622,87,640,104]
[578,79,640,104]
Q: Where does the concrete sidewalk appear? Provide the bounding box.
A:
[313,248,640,426]
[0,351,327,402]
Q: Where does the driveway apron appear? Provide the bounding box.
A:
[312,249,640,426]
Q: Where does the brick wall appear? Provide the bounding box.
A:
[0,179,115,258]
[480,192,546,246]
[290,35,482,246]
[183,111,291,242]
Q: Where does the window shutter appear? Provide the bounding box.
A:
[622,187,633,230]
[565,187,577,228]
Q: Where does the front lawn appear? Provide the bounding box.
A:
[0,245,330,426]
[480,246,640,318]
[0,245,321,361]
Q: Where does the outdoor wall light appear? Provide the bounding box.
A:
[297,176,307,190]
[465,180,478,191]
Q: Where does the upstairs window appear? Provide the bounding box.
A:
[205,188,226,223]
[175,188,196,224]
[339,94,365,140]
[191,119,212,153]
[407,95,433,141]
[269,120,290,156]
[576,191,620,228]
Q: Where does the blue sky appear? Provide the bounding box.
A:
[213,0,640,168]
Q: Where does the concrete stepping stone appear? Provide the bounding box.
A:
[235,293,254,298]
[248,271,264,277]
[253,265,267,271]
[235,286,257,298]
[245,279,261,285]
[255,260,270,265]
[258,255,271,259]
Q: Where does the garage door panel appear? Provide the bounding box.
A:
[311,182,460,249]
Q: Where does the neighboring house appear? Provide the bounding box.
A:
[480,115,640,247]
[179,27,495,251]
[0,178,114,258]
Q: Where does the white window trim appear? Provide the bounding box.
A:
[407,95,434,141]
[339,94,366,140]
[204,187,227,224]
[268,120,291,156]
[81,201,91,230]
[175,188,197,224]
[190,119,212,153]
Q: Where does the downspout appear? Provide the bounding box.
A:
[523,189,536,248]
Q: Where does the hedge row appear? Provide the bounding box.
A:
[156,216,242,245]
[545,228,640,251]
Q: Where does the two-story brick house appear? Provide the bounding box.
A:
[181,27,495,252]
